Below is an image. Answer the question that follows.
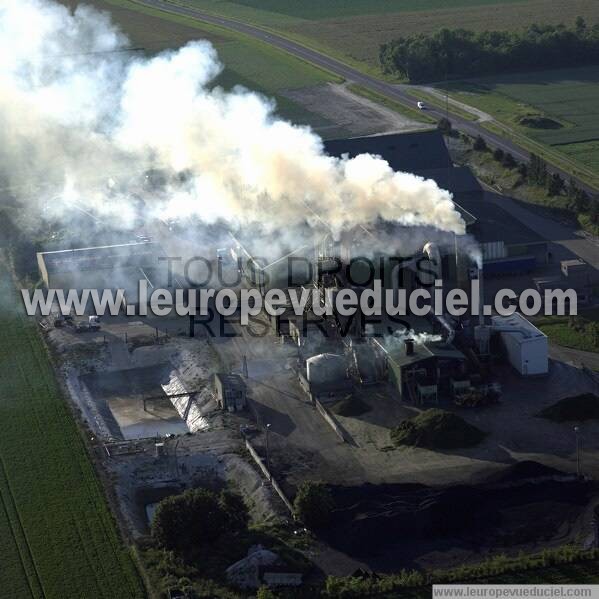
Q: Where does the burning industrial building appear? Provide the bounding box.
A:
[1,0,465,239]
[1,1,493,368]
[2,0,555,407]
[5,3,599,594]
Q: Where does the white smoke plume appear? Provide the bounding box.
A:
[387,330,443,346]
[0,0,466,242]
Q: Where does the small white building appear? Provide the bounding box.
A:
[491,313,548,376]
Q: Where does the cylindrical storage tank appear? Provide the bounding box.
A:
[306,353,347,386]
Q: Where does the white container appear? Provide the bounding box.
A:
[492,313,548,375]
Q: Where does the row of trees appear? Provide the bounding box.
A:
[152,488,249,557]
[151,481,336,558]
[471,135,598,222]
[526,153,599,222]
[325,546,599,598]
[380,18,599,81]
[523,152,565,197]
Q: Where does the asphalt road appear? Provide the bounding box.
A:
[135,0,597,195]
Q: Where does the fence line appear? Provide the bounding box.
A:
[245,439,294,515]
[313,396,346,442]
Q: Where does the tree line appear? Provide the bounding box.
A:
[470,134,599,224]
[380,17,599,81]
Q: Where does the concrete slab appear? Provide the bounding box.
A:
[81,364,189,439]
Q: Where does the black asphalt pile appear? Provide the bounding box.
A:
[482,460,562,485]
[539,393,599,422]
[326,465,595,564]
[390,408,486,449]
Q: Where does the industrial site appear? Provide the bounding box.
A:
[3,1,599,598]
[33,129,599,583]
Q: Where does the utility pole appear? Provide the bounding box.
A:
[171,437,182,478]
[445,65,452,193]
[445,71,449,119]
[265,423,272,477]
[574,426,582,477]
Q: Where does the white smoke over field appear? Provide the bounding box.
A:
[0,0,466,243]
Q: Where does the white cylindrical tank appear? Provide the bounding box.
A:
[306,353,347,386]
[491,313,548,375]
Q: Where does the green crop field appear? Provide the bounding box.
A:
[203,0,526,20]
[559,140,599,173]
[443,66,599,145]
[174,0,599,72]
[94,0,599,148]
[0,262,145,599]
[439,65,599,178]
